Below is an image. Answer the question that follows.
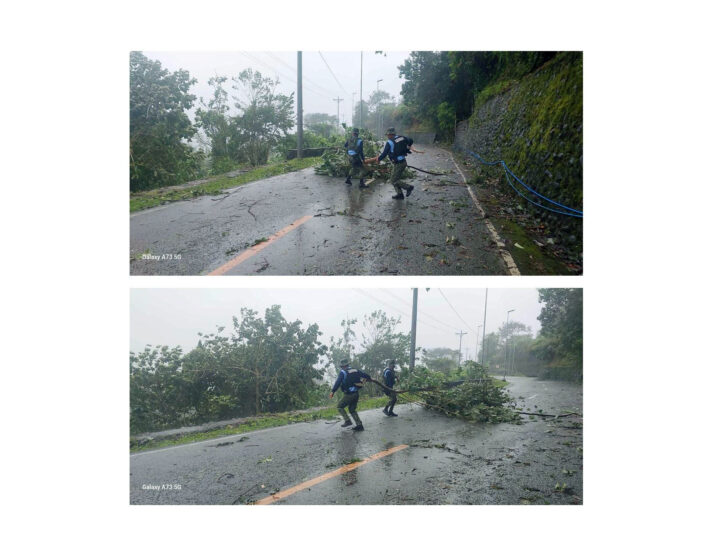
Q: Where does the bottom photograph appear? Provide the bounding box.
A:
[129,288,583,505]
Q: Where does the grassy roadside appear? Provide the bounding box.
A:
[130,377,510,453]
[450,149,575,275]
[130,157,322,213]
[130,396,387,453]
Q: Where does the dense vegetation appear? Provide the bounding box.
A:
[532,288,583,380]
[394,52,559,140]
[130,306,328,434]
[130,53,312,192]
[129,52,204,191]
[130,306,414,434]
[421,288,583,381]
[131,290,582,435]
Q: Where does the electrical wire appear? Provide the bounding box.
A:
[436,289,474,333]
[240,51,336,103]
[384,290,458,332]
[317,52,349,95]
[353,289,449,334]
[263,51,336,99]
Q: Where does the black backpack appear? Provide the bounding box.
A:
[342,368,364,389]
[392,135,413,158]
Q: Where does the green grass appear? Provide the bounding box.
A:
[495,218,573,275]
[130,157,322,213]
[130,396,388,453]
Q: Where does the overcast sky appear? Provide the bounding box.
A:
[143,51,411,127]
[130,288,544,359]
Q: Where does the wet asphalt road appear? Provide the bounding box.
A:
[130,376,582,505]
[130,147,509,275]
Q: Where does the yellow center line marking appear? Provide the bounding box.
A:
[207,215,313,276]
[253,444,410,505]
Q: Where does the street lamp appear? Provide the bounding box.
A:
[504,309,515,380]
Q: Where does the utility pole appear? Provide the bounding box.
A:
[296,51,303,158]
[481,288,488,367]
[359,52,363,129]
[376,78,383,138]
[503,309,515,380]
[410,288,418,371]
[456,330,467,367]
[333,97,343,132]
[475,324,483,362]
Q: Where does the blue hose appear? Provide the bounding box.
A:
[463,149,582,218]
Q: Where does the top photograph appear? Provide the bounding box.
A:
[129,51,582,276]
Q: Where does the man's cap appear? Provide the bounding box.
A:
[352,128,359,134]
[385,127,396,135]
[340,360,351,367]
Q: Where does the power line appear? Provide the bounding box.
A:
[261,51,340,102]
[240,51,335,103]
[263,52,336,99]
[384,290,458,332]
[318,52,349,95]
[437,289,474,333]
[352,289,448,334]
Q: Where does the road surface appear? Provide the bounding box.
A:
[130,376,582,504]
[130,148,514,275]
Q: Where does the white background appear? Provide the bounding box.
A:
[2,0,718,537]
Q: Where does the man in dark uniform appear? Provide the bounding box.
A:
[382,361,400,417]
[371,127,416,199]
[330,360,372,431]
[344,127,368,188]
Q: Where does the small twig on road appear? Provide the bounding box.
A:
[231,483,260,505]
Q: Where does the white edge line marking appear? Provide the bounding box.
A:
[447,151,521,276]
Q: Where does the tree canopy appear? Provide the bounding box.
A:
[129,52,201,191]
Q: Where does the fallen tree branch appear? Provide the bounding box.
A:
[514,410,582,418]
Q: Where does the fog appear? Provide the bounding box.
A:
[130,288,544,357]
[143,51,410,128]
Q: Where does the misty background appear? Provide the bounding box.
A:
[130,287,541,355]
[144,51,410,129]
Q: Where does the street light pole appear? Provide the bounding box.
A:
[503,309,515,380]
[296,51,303,159]
[410,288,418,372]
[481,289,488,367]
[359,52,363,130]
